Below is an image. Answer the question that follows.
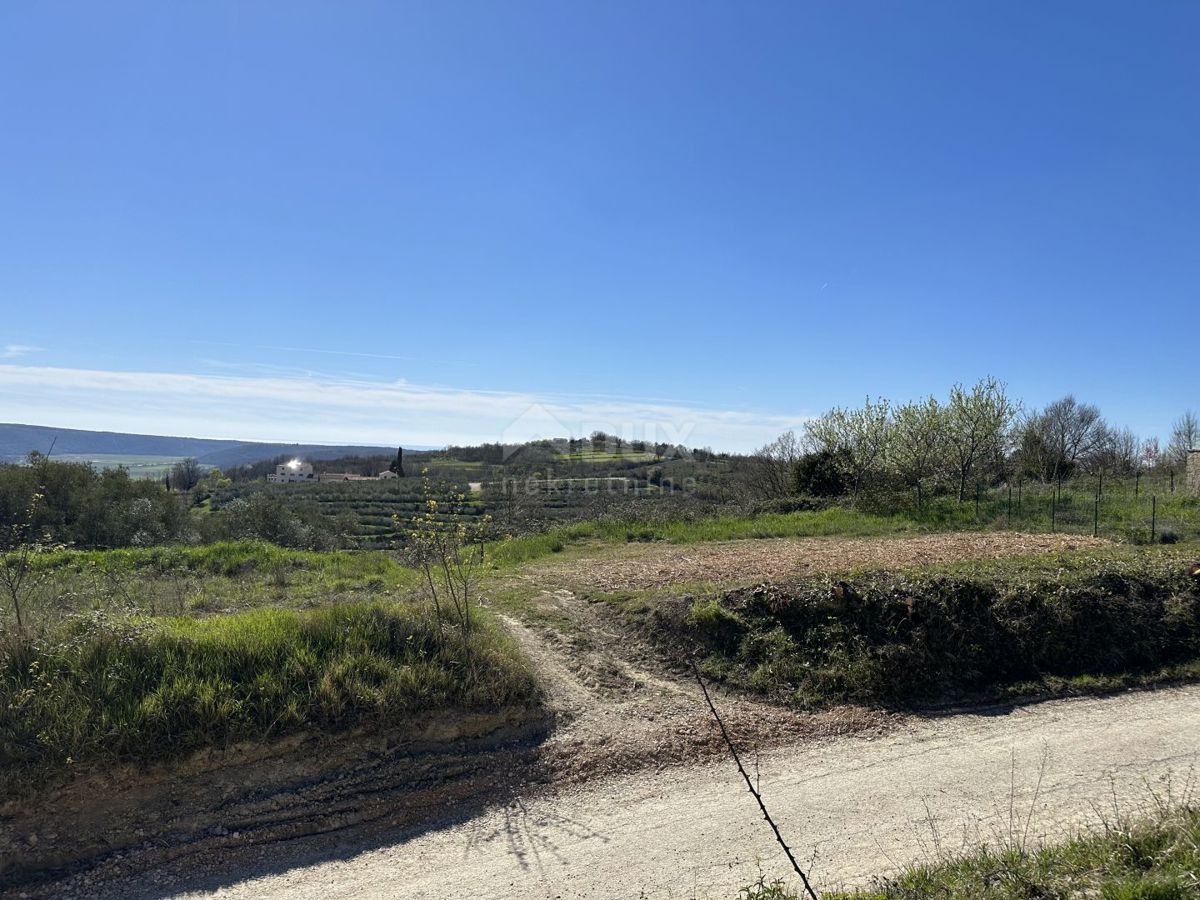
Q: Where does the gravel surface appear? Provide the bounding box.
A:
[180,685,1200,899]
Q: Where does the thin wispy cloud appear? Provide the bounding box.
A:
[190,340,418,362]
[1,344,43,359]
[0,364,808,451]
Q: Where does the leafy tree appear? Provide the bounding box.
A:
[0,456,187,549]
[946,377,1017,501]
[390,445,405,476]
[203,491,339,549]
[890,396,946,507]
[170,457,203,491]
[804,396,892,501]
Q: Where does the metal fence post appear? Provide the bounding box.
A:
[1094,493,1099,538]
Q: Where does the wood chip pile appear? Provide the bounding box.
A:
[538,532,1109,592]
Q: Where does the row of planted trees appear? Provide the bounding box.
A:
[748,377,1198,509]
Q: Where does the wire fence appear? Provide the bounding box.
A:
[962,472,1199,544]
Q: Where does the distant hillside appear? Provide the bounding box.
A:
[0,424,399,469]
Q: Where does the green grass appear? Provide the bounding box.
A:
[627,544,1200,709]
[422,457,486,468]
[39,540,403,577]
[0,602,539,795]
[746,804,1200,898]
[557,448,660,463]
[13,542,422,627]
[0,543,540,795]
[898,476,1199,543]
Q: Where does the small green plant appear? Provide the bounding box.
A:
[398,472,493,636]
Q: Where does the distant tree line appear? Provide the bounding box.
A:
[0,455,353,551]
[746,377,1198,507]
[0,454,189,548]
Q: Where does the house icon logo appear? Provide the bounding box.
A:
[500,403,572,460]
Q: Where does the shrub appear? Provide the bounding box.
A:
[689,598,746,653]
[682,551,1200,707]
[791,449,851,497]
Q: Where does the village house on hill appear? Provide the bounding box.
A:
[267,460,315,483]
[267,459,398,483]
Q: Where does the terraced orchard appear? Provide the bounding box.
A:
[210,477,671,548]
[209,481,488,548]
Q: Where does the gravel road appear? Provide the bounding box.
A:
[186,684,1200,899]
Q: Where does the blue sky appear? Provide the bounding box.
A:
[1,2,1197,450]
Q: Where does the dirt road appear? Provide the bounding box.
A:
[182,684,1198,899]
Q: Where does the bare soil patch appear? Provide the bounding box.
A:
[502,589,892,786]
[531,531,1109,592]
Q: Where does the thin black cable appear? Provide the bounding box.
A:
[692,663,819,900]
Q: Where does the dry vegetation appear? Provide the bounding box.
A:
[527,531,1110,592]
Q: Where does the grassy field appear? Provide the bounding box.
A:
[903,473,1199,543]
[742,803,1200,899]
[484,484,1197,570]
[0,542,537,794]
[556,448,660,463]
[3,492,1197,800]
[22,541,420,620]
[50,453,187,479]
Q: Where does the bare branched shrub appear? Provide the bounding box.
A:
[398,472,492,636]
[0,490,61,635]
